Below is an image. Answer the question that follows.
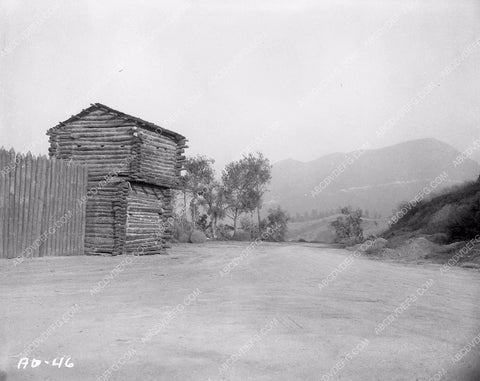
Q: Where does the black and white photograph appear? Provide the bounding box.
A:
[1,0,480,380]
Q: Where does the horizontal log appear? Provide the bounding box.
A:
[65,120,132,127]
[59,145,133,151]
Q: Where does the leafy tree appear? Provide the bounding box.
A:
[183,156,215,230]
[199,181,226,238]
[240,215,256,235]
[221,159,255,236]
[331,206,364,243]
[242,153,272,235]
[221,153,272,237]
[262,206,290,242]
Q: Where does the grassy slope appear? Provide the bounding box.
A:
[383,181,480,244]
[379,180,480,265]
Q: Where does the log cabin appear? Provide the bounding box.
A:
[47,103,187,255]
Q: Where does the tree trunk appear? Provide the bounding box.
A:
[192,198,196,230]
[250,211,253,238]
[183,189,187,228]
[257,206,262,236]
[212,216,217,238]
[233,209,238,237]
[206,220,212,237]
[181,189,187,231]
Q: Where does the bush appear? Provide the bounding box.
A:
[239,217,259,239]
[446,200,480,241]
[233,229,251,241]
[173,218,193,240]
[262,206,289,242]
[216,224,233,240]
[331,207,364,244]
[365,237,388,254]
[178,232,190,243]
[196,214,209,233]
[190,230,207,243]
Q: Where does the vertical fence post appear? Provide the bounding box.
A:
[0,148,87,259]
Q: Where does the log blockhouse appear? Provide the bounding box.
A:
[47,103,187,255]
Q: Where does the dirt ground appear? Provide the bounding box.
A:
[1,242,479,381]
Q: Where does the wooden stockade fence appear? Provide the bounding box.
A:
[0,148,88,259]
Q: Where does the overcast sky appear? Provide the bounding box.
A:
[1,0,479,171]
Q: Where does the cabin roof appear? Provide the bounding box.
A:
[51,103,186,142]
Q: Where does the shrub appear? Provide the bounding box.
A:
[365,237,388,254]
[173,217,193,241]
[178,232,190,243]
[216,224,233,240]
[239,217,259,238]
[190,230,207,243]
[234,229,251,241]
[196,214,209,233]
[446,200,480,241]
[331,207,364,244]
[262,206,289,242]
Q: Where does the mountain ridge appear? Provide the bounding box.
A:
[266,138,480,216]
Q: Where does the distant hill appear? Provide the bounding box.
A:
[266,138,480,216]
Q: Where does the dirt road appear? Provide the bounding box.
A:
[1,242,479,380]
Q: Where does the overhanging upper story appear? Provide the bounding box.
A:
[47,103,187,189]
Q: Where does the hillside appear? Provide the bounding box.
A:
[384,180,480,245]
[359,180,480,267]
[266,138,480,216]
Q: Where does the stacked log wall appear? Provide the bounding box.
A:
[48,110,135,255]
[113,181,129,255]
[133,129,187,188]
[124,183,165,255]
[48,109,137,177]
[83,180,124,255]
[47,106,186,256]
